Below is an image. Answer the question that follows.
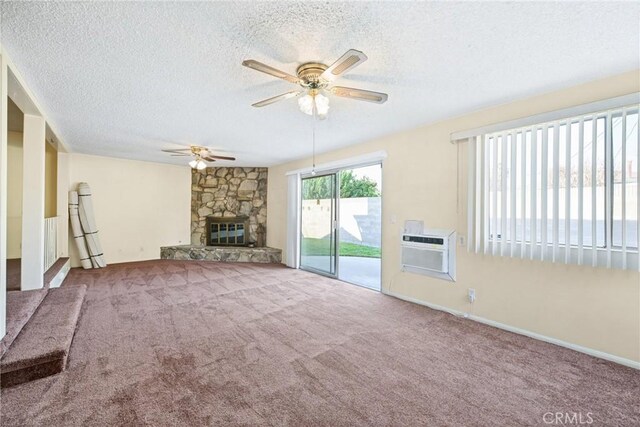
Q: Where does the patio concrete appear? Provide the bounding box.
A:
[301,256,381,291]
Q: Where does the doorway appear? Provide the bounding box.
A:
[337,164,381,290]
[300,172,337,276]
[299,164,382,290]
[7,98,24,291]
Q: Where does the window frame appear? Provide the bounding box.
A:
[466,101,639,271]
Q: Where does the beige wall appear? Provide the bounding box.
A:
[7,131,22,259]
[7,131,58,256]
[267,70,640,363]
[68,153,191,267]
[44,141,57,218]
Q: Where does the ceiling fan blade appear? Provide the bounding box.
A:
[321,49,368,81]
[170,154,191,157]
[204,154,236,161]
[162,148,191,153]
[242,60,300,84]
[251,90,303,108]
[207,154,236,160]
[202,157,217,162]
[330,86,388,104]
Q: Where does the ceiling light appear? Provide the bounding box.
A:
[298,92,330,118]
[314,93,330,117]
[298,93,314,115]
[189,158,208,170]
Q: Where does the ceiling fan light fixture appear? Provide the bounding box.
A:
[298,92,330,117]
[298,93,314,115]
[189,158,208,170]
[163,146,236,167]
[314,93,330,117]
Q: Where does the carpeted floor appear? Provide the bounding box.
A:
[6,259,21,291]
[1,260,638,426]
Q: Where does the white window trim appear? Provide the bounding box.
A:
[285,150,387,176]
[451,92,640,142]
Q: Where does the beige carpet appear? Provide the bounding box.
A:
[6,259,20,291]
[1,260,638,426]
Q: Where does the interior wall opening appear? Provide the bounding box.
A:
[7,98,23,291]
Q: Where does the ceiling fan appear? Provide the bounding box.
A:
[162,146,236,170]
[242,49,388,119]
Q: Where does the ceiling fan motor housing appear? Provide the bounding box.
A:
[296,62,328,88]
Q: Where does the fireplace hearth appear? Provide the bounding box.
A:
[206,216,250,246]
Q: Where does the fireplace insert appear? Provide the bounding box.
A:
[206,216,250,246]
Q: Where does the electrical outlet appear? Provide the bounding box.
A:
[468,288,476,303]
[459,235,465,246]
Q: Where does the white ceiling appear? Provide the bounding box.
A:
[1,2,638,167]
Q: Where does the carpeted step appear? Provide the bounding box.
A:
[0,289,48,358]
[0,285,87,387]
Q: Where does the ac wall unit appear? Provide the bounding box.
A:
[401,229,456,282]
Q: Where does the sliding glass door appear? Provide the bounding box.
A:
[337,164,382,290]
[300,173,337,276]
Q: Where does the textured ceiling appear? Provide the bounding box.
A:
[1,2,638,167]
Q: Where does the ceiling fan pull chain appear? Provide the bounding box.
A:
[311,100,317,175]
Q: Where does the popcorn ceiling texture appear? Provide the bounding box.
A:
[0,2,638,166]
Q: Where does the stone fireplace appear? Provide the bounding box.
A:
[191,167,268,247]
[162,167,280,263]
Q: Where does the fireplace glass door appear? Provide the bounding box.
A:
[210,221,245,245]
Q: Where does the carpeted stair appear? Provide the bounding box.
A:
[1,285,86,387]
[0,289,48,357]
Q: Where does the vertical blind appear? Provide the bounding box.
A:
[467,104,639,270]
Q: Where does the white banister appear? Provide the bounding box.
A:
[44,216,58,272]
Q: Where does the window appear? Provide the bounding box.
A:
[468,103,639,270]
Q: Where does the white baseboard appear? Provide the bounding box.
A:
[382,290,640,370]
[48,259,70,289]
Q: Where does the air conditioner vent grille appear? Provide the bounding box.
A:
[402,246,446,273]
[401,230,456,282]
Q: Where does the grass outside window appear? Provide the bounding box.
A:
[301,237,380,258]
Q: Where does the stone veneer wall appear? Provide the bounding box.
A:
[191,167,268,246]
[161,245,281,263]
